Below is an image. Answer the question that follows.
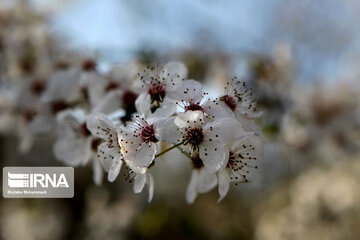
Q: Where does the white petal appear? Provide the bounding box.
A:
[147,172,154,202]
[238,107,263,119]
[200,140,228,173]
[56,108,85,136]
[28,114,55,134]
[154,117,182,143]
[86,113,117,139]
[97,142,121,171]
[135,92,151,117]
[93,158,103,186]
[203,101,234,119]
[43,68,82,102]
[161,61,188,83]
[231,135,264,160]
[186,170,198,204]
[57,108,86,124]
[175,110,204,128]
[53,137,91,166]
[19,134,34,154]
[108,158,123,182]
[168,79,202,102]
[108,63,136,86]
[151,99,176,119]
[81,72,107,107]
[235,113,263,135]
[196,168,217,194]
[217,169,230,203]
[134,172,147,193]
[92,90,122,114]
[204,117,244,145]
[126,142,156,168]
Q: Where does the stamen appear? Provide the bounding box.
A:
[184,128,204,149]
[141,125,158,143]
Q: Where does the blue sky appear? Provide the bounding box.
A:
[47,0,360,82]
[51,0,275,56]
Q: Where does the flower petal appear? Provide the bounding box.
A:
[92,90,122,114]
[200,140,228,173]
[53,137,91,166]
[231,135,264,161]
[168,79,202,102]
[203,100,234,119]
[135,92,151,117]
[97,142,121,172]
[28,113,55,134]
[154,117,182,143]
[42,68,82,102]
[235,113,263,135]
[93,158,103,186]
[147,172,154,202]
[86,113,117,139]
[186,170,198,204]
[125,142,156,168]
[204,117,244,145]
[151,99,176,119]
[175,110,204,128]
[217,169,230,203]
[196,168,217,194]
[80,72,107,107]
[134,172,147,193]
[19,133,34,154]
[160,61,188,86]
[56,108,86,135]
[108,157,123,182]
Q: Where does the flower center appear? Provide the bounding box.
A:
[82,59,96,71]
[226,151,252,183]
[122,90,138,109]
[148,84,166,103]
[79,122,91,137]
[227,151,236,168]
[50,100,68,114]
[220,95,237,111]
[105,81,120,92]
[185,102,203,112]
[121,90,138,122]
[23,109,37,123]
[91,138,101,151]
[185,128,204,148]
[30,80,46,95]
[141,125,158,143]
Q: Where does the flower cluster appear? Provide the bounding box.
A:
[1,58,264,203]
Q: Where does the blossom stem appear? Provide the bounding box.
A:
[176,146,192,160]
[155,141,185,159]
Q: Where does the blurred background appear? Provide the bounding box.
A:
[1,0,360,239]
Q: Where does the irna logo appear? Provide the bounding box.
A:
[3,167,74,198]
[8,172,69,188]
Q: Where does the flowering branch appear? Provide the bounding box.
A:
[2,57,264,203]
[154,141,186,159]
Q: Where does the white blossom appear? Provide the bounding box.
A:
[173,110,244,173]
[186,164,217,204]
[54,108,104,185]
[133,168,155,203]
[173,79,229,120]
[217,135,264,202]
[0,51,265,204]
[135,62,187,118]
[217,78,263,133]
[118,115,159,170]
[86,113,124,182]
